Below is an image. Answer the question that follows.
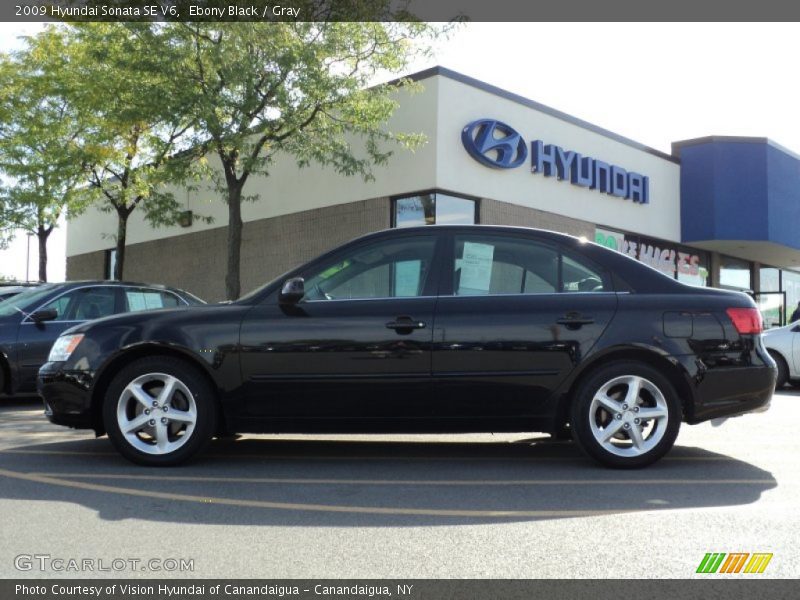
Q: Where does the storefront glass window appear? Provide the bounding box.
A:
[393,192,476,228]
[676,252,709,287]
[782,270,800,320]
[760,267,780,292]
[719,255,752,290]
[595,227,708,286]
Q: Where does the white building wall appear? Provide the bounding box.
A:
[66,79,441,257]
[435,76,681,242]
[66,71,681,258]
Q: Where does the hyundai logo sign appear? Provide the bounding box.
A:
[461,119,528,169]
[461,118,649,204]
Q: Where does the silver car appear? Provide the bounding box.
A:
[763,322,800,388]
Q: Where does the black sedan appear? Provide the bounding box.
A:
[38,226,775,468]
[1,280,203,396]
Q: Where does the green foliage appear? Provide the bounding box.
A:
[0,16,449,289]
[172,21,437,194]
[164,20,445,297]
[65,23,206,228]
[0,28,87,250]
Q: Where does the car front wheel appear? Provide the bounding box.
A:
[570,361,681,469]
[103,357,217,466]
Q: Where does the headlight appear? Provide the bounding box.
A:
[48,334,84,362]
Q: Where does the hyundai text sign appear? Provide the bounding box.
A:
[461,118,649,204]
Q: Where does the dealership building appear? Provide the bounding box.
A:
[65,67,800,326]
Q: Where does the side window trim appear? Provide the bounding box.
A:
[22,285,188,323]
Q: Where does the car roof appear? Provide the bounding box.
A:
[32,280,200,300]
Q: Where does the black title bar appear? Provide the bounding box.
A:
[4,0,800,22]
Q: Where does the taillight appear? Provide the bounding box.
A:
[725,307,763,334]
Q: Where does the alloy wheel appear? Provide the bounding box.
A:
[588,374,669,458]
[116,372,197,455]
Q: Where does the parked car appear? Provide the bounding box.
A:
[38,226,775,468]
[1,281,204,396]
[762,323,800,388]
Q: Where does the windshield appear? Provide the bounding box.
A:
[0,284,57,317]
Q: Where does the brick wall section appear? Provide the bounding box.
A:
[66,198,389,303]
[480,198,595,239]
[66,252,105,281]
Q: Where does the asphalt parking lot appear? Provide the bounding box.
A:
[0,391,797,579]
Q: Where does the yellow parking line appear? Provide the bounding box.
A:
[29,472,776,486]
[0,467,625,518]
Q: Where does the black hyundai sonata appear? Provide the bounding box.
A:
[39,226,775,468]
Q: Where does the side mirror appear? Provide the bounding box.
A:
[279,277,305,305]
[30,309,58,323]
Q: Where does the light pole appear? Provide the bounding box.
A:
[25,232,33,282]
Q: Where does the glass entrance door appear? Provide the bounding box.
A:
[754,291,786,329]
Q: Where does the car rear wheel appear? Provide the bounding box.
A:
[768,351,788,389]
[570,361,681,469]
[103,357,217,466]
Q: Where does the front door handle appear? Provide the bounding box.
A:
[556,312,595,328]
[386,316,427,332]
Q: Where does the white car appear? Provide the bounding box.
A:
[762,322,800,388]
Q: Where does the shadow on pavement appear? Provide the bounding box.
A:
[0,431,778,527]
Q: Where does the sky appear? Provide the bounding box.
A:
[1,21,799,282]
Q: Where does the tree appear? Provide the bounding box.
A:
[64,23,206,280]
[0,28,87,281]
[170,21,440,299]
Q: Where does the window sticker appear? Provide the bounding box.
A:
[458,242,495,295]
[127,291,165,312]
[395,260,422,297]
[126,292,147,312]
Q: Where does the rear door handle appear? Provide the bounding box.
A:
[556,312,595,328]
[386,316,427,331]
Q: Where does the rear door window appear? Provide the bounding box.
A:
[450,234,609,295]
[453,235,559,296]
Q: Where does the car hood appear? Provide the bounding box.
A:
[62,303,244,336]
[763,323,794,338]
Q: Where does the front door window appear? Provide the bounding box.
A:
[302,236,437,301]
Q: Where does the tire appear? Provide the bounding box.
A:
[103,356,217,466]
[570,361,682,469]
[769,351,788,389]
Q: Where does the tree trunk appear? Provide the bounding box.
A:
[114,210,129,281]
[225,184,244,300]
[37,228,50,282]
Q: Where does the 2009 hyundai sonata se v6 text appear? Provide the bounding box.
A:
[38,225,775,468]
